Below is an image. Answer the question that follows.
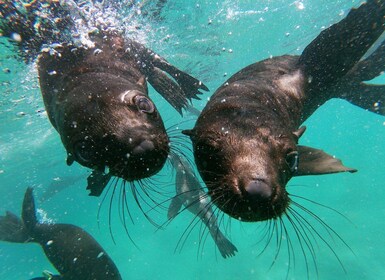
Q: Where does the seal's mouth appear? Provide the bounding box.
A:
[208,180,290,222]
[107,137,170,181]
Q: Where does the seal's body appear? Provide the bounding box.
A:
[0,188,122,280]
[169,154,238,258]
[0,1,208,196]
[184,0,385,222]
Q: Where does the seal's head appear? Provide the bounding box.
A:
[184,119,302,222]
[60,78,169,182]
[185,101,355,222]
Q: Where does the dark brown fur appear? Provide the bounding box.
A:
[184,0,385,222]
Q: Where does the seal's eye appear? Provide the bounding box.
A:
[74,141,94,163]
[133,95,155,114]
[286,151,299,173]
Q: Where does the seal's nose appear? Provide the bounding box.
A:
[244,179,272,200]
[132,140,155,155]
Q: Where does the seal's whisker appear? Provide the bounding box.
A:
[97,175,118,230]
[196,200,222,259]
[174,193,220,257]
[108,178,119,245]
[119,180,139,249]
[284,208,315,279]
[174,210,203,256]
[256,218,277,258]
[169,143,193,160]
[278,217,294,280]
[288,202,348,275]
[166,118,196,133]
[129,181,162,229]
[287,207,318,260]
[291,200,352,254]
[289,193,353,225]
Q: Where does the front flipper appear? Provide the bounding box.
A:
[125,40,209,114]
[86,169,112,197]
[295,145,357,176]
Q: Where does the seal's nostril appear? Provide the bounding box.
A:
[132,140,155,155]
[244,179,272,199]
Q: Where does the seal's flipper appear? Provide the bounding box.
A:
[334,39,385,115]
[147,67,190,114]
[342,84,385,115]
[210,230,238,259]
[347,40,385,82]
[167,196,183,220]
[299,0,385,89]
[125,40,208,114]
[0,211,29,243]
[22,187,38,233]
[151,55,209,100]
[295,146,357,176]
[87,170,112,197]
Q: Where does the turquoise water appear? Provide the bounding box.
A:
[1,0,385,279]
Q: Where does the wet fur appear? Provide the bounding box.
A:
[0,188,121,280]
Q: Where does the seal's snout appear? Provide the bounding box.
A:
[132,140,155,155]
[244,179,272,200]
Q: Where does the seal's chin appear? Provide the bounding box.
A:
[209,181,290,222]
[108,139,170,181]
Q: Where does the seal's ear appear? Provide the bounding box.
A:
[66,154,75,166]
[182,129,195,138]
[294,145,357,176]
[292,126,306,142]
[137,76,146,87]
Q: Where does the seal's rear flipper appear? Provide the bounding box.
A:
[22,187,38,233]
[341,83,385,115]
[0,211,28,243]
[87,170,112,197]
[299,0,385,89]
[0,187,37,243]
[334,39,385,115]
[295,146,357,176]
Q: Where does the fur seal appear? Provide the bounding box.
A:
[183,0,385,222]
[0,1,208,196]
[168,154,238,258]
[0,187,122,280]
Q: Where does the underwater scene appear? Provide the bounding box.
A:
[1,0,385,279]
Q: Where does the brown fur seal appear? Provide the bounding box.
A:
[0,187,122,280]
[0,1,208,196]
[183,0,385,222]
[168,154,238,258]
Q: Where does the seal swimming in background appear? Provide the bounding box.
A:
[183,0,385,222]
[168,153,238,259]
[0,0,208,196]
[0,187,122,280]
